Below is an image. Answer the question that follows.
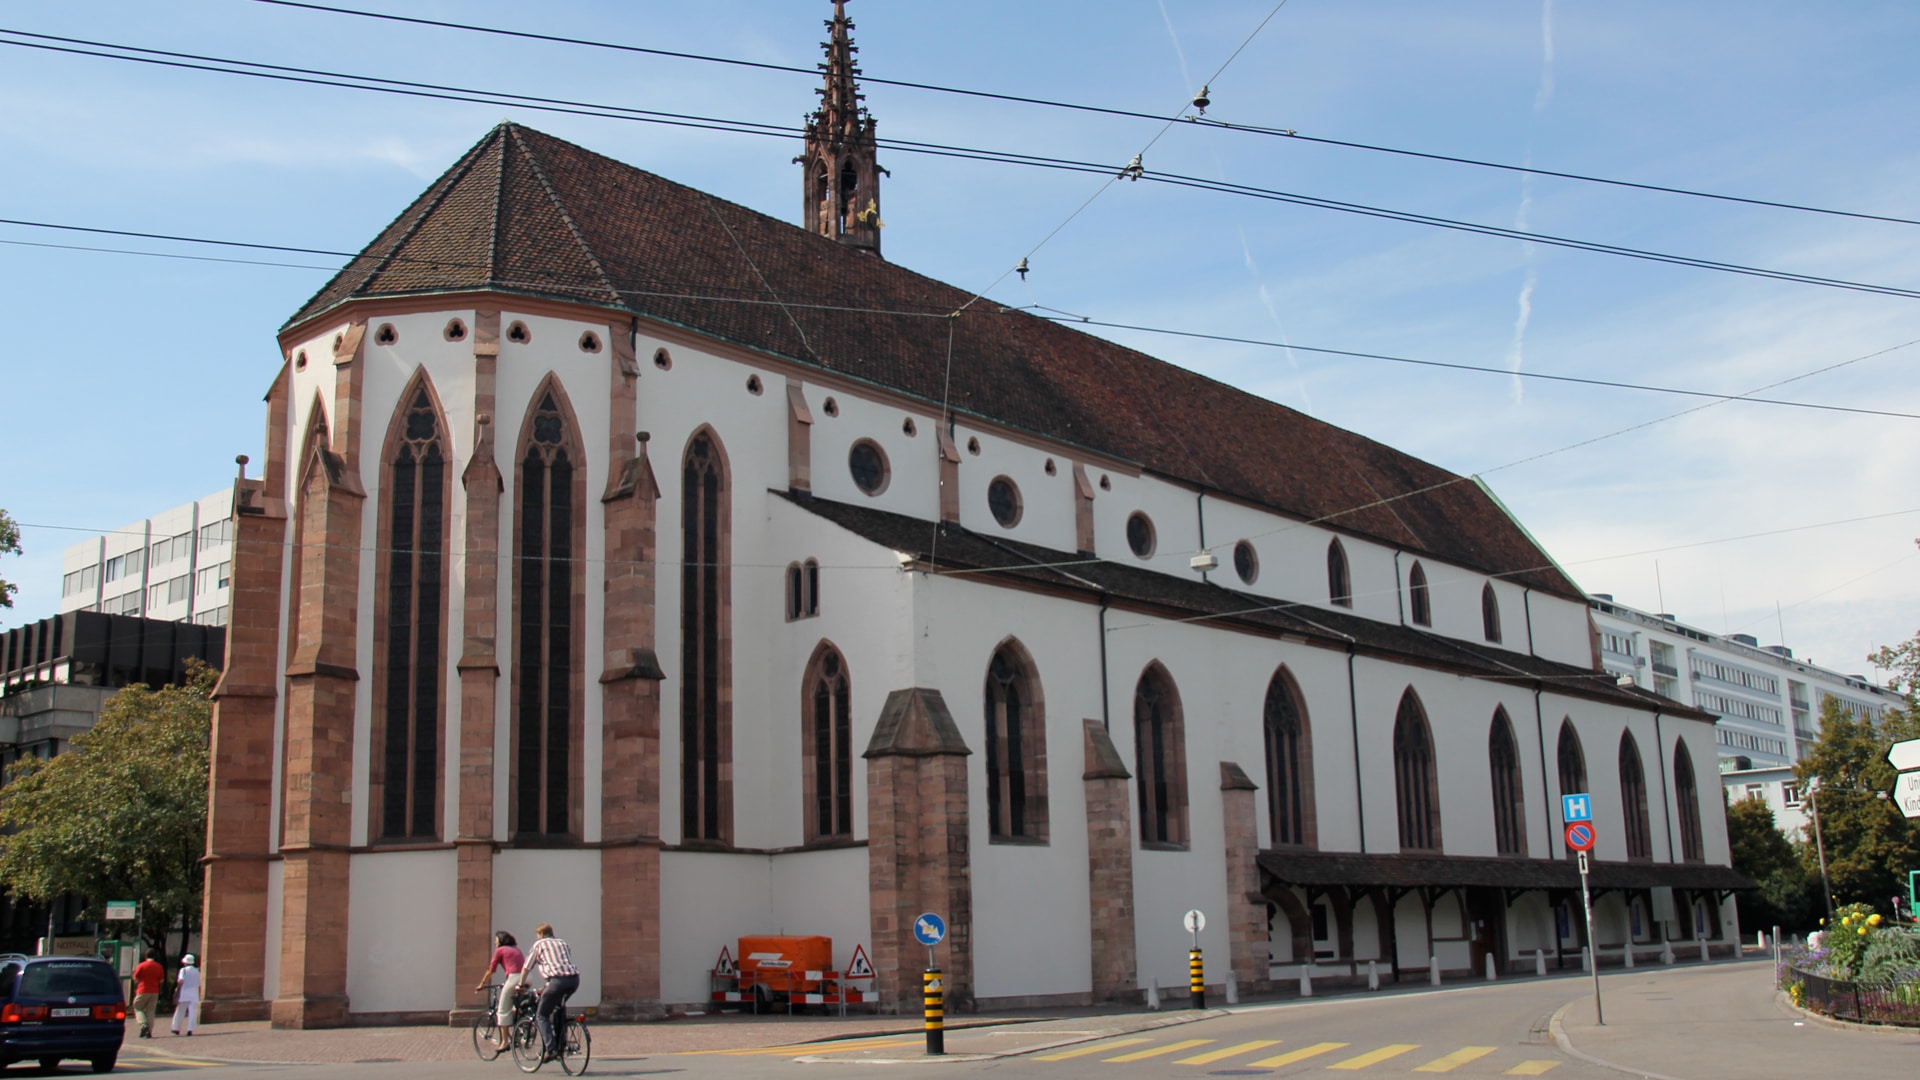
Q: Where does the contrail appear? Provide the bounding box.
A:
[1535,0,1556,113]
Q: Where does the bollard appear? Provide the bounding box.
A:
[923,968,944,1056]
[1699,938,1709,964]
[1624,945,1634,969]
[1660,944,1675,966]
[1225,973,1239,1005]
[1189,948,1206,1010]
[1756,930,1766,950]
[1485,953,1496,982]
[1429,957,1441,986]
[1367,960,1380,992]
[1299,967,1313,998]
[1534,949,1546,977]
[1147,977,1161,1011]
[1581,947,1591,972]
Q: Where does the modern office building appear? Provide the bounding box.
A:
[59,490,234,627]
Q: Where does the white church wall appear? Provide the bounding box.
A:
[803,381,939,521]
[346,849,457,1013]
[1089,468,1199,580]
[1341,537,1401,624]
[766,847,872,973]
[951,423,1079,555]
[493,849,602,1005]
[658,850,785,1006]
[1526,592,1597,668]
[1393,893,1428,967]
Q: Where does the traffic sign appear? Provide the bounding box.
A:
[1888,739,1920,773]
[104,901,136,922]
[1562,793,1592,824]
[913,912,947,947]
[1183,909,1206,934]
[1894,772,1920,819]
[1565,821,1596,852]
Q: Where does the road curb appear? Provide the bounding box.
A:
[1547,999,1685,1080]
[1771,989,1920,1036]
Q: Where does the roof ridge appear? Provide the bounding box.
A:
[502,124,622,306]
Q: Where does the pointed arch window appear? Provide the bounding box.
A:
[1620,732,1653,860]
[1557,720,1588,798]
[1408,562,1431,626]
[985,641,1049,843]
[1134,664,1189,848]
[1393,690,1441,851]
[1482,583,1502,643]
[375,381,449,842]
[512,384,584,839]
[682,430,732,844]
[802,643,852,842]
[1675,740,1704,862]
[1489,708,1526,856]
[1327,539,1352,607]
[1264,669,1316,848]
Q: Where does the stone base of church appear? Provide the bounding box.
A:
[270,994,351,1029]
[594,998,669,1022]
[199,999,271,1024]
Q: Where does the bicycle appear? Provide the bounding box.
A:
[509,993,591,1075]
[473,982,534,1061]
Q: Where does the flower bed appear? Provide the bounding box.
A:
[1777,903,1920,1026]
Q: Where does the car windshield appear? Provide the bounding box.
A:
[19,963,119,998]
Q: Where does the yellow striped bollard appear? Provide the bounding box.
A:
[1189,947,1205,1009]
[924,967,944,1055]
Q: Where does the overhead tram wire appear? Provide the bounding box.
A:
[8,29,1920,303]
[249,0,1920,231]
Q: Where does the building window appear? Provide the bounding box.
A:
[1782,783,1802,807]
[803,642,853,842]
[1233,540,1259,585]
[682,429,732,844]
[1408,562,1431,626]
[1126,512,1156,559]
[1557,720,1587,798]
[512,384,584,840]
[1134,662,1188,847]
[198,518,233,551]
[1489,708,1526,856]
[785,558,822,621]
[1327,539,1351,607]
[1394,689,1441,851]
[1263,668,1314,847]
[984,640,1048,843]
[848,439,888,495]
[1675,740,1704,862]
[166,576,189,605]
[987,476,1022,528]
[376,382,448,842]
[1481,583,1502,643]
[1620,732,1653,860]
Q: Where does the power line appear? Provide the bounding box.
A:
[249,0,1920,230]
[7,30,1920,303]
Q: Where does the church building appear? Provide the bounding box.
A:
[199,3,1745,1026]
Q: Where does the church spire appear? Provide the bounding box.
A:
[801,0,883,254]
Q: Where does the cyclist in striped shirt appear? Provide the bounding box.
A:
[525,923,581,1061]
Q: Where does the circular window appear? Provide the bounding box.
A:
[653,348,672,370]
[374,323,398,345]
[294,350,308,371]
[507,321,531,344]
[966,437,981,456]
[444,319,467,342]
[1044,458,1057,476]
[1233,540,1259,585]
[1099,474,1112,491]
[848,440,889,496]
[579,331,602,353]
[987,476,1022,528]
[1126,512,1156,559]
[902,417,917,437]
[746,374,763,395]
[824,397,840,418]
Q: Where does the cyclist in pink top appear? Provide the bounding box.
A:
[475,930,527,1026]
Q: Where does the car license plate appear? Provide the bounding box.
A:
[50,1007,87,1018]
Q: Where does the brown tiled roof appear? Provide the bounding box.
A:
[289,123,1581,596]
[1257,851,1753,892]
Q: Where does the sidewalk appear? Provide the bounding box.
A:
[1552,958,1920,1079]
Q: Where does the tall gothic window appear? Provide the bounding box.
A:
[1327,539,1352,607]
[1489,708,1526,856]
[1675,739,1704,862]
[1263,668,1315,847]
[1557,720,1588,799]
[984,640,1048,843]
[802,642,852,842]
[1481,583,1502,643]
[1394,690,1441,851]
[681,429,731,843]
[1620,732,1653,860]
[1134,663,1188,847]
[375,380,448,841]
[1408,562,1431,626]
[513,383,582,839]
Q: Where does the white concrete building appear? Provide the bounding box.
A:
[59,489,234,627]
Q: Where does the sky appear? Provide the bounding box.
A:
[1,0,1916,680]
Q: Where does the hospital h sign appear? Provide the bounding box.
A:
[1562,793,1592,823]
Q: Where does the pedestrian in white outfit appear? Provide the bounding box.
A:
[171,954,201,1035]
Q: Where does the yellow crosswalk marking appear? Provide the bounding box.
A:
[1414,1046,1498,1072]
[1104,1038,1214,1062]
[704,1036,918,1056]
[1328,1044,1421,1069]
[1034,1037,1152,1061]
[1249,1042,1349,1067]
[1174,1039,1281,1065]
[1505,1062,1562,1076]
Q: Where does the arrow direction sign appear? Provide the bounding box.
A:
[1894,771,1920,820]
[1888,739,1920,773]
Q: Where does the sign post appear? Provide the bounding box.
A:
[913,913,947,1055]
[1183,910,1206,1010]
[1563,794,1603,1027]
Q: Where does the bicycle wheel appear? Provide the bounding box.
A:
[471,1012,508,1061]
[559,1018,591,1076]
[510,1014,544,1073]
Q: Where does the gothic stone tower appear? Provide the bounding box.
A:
[801,0,883,254]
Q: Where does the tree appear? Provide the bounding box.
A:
[1793,693,1920,919]
[0,663,212,956]
[0,508,19,608]
[1726,793,1819,932]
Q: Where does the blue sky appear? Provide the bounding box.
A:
[2,0,1917,678]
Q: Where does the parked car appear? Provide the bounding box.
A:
[0,954,126,1072]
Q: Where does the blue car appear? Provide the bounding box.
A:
[0,955,126,1073]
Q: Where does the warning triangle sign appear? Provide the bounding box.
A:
[845,944,874,978]
[713,946,737,977]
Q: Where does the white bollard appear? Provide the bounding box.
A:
[1299,967,1313,998]
[1225,973,1239,1005]
[1367,960,1380,991]
[1661,944,1676,966]
[1757,930,1767,950]
[1429,957,1441,986]
[1535,949,1546,977]
[1700,938,1710,963]
[1581,947,1591,972]
[1485,953,1497,981]
[1624,945,1635,969]
[1146,977,1161,1010]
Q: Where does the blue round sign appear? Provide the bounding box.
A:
[913,912,947,946]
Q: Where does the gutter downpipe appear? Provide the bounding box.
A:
[1196,492,1209,583]
[1526,589,1555,859]
[1347,642,1366,854]
[1098,595,1112,731]
[1654,711,1675,860]
[1393,551,1406,626]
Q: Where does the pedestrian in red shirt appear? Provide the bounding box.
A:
[131,950,165,1039]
